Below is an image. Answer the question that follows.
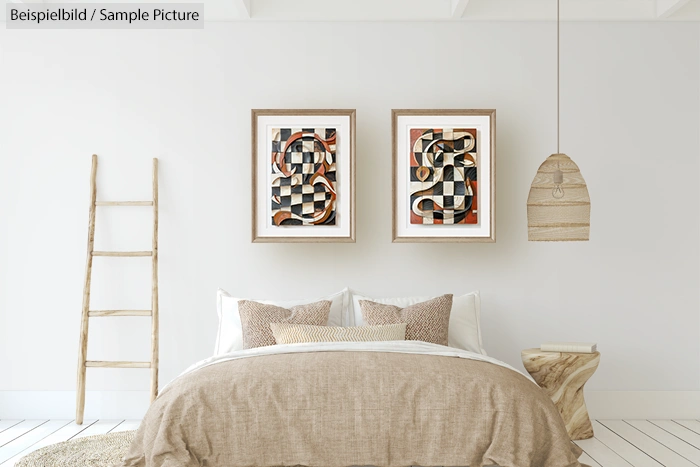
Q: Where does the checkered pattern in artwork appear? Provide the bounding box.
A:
[271,128,337,226]
[409,128,478,225]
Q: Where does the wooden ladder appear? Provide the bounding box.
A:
[75,154,159,425]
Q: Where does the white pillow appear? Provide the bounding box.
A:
[214,288,350,355]
[350,290,486,355]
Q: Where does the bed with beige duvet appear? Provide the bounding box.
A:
[118,341,588,467]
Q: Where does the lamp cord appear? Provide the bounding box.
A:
[557,0,560,154]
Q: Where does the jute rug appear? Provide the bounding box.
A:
[15,430,136,467]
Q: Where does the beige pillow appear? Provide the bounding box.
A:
[271,323,407,344]
[359,294,452,346]
[238,299,331,349]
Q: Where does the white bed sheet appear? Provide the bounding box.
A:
[166,341,533,392]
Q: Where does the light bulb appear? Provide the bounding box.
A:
[552,184,564,199]
[552,166,564,199]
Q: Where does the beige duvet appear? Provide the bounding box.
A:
[120,343,587,467]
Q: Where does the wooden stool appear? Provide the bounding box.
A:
[521,348,600,440]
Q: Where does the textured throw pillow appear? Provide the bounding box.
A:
[238,300,331,349]
[215,288,350,356]
[351,291,485,355]
[359,294,452,346]
[271,323,407,344]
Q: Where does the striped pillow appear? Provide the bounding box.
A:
[271,323,407,344]
[360,294,452,346]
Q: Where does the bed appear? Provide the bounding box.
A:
[118,290,588,467]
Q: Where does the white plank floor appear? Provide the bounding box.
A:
[574,420,700,467]
[0,419,699,466]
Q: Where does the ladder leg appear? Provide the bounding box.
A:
[76,154,98,425]
[150,158,159,403]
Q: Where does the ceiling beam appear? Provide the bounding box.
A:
[656,0,691,17]
[234,0,252,18]
[451,0,470,18]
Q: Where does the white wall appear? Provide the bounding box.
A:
[1,21,699,417]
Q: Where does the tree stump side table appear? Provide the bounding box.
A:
[521,348,600,440]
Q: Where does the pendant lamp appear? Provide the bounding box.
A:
[527,0,590,241]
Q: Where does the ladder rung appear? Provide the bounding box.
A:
[95,201,153,206]
[92,251,152,257]
[85,361,151,369]
[89,310,152,317]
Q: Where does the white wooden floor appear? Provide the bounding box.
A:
[0,419,699,466]
[575,420,700,467]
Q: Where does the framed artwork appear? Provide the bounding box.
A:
[392,109,496,243]
[252,109,356,243]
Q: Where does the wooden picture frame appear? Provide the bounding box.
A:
[252,109,356,243]
[392,109,496,243]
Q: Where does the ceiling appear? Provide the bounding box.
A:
[7,0,700,21]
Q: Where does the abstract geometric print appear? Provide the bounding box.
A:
[409,128,478,225]
[271,128,337,226]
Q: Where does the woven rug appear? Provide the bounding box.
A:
[15,430,136,467]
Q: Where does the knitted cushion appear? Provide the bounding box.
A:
[271,323,407,344]
[359,294,452,346]
[238,299,331,349]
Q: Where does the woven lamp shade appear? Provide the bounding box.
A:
[527,153,590,241]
